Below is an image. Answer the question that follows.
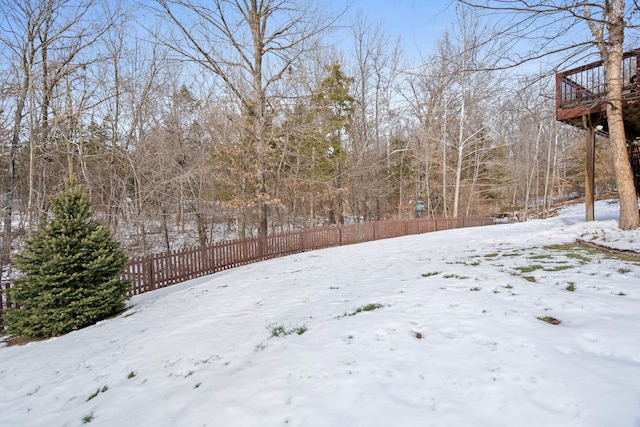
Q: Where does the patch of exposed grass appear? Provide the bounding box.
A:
[545,244,594,264]
[515,265,544,273]
[345,303,385,317]
[603,253,640,262]
[484,253,499,258]
[82,413,94,424]
[421,271,441,278]
[565,252,592,264]
[530,254,552,260]
[565,283,576,292]
[470,286,481,291]
[522,276,536,283]
[86,386,108,402]
[269,324,308,338]
[544,265,574,272]
[443,273,469,279]
[618,268,632,274]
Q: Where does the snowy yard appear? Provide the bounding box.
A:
[1,200,639,427]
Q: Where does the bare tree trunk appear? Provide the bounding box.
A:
[524,123,543,221]
[442,109,448,218]
[1,72,29,269]
[453,106,465,220]
[596,0,639,229]
[453,143,464,218]
[161,206,171,253]
[543,124,558,216]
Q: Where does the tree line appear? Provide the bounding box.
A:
[0,0,629,266]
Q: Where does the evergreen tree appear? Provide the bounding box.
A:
[5,178,131,337]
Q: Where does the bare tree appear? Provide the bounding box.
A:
[402,7,506,218]
[152,0,340,235]
[348,12,403,221]
[458,0,639,229]
[0,0,116,274]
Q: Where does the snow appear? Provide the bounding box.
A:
[1,200,640,427]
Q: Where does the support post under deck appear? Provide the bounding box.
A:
[585,121,596,221]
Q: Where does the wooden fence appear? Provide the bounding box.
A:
[1,216,494,325]
[123,216,493,295]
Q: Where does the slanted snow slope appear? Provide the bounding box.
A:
[1,200,639,427]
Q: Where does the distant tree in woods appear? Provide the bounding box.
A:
[5,178,130,338]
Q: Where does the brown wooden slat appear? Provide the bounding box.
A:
[0,216,495,314]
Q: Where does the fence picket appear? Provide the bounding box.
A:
[0,216,494,321]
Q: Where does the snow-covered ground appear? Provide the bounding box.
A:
[1,200,639,427]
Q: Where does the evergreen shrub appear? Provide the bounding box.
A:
[5,178,130,337]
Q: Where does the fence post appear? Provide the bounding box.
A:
[145,256,155,292]
[118,215,494,298]
[0,282,6,328]
[258,235,265,260]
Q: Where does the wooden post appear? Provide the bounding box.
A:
[584,116,596,221]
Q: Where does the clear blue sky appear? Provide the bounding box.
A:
[334,0,456,60]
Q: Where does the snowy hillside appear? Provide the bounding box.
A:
[1,200,639,427]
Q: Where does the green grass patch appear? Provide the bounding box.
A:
[443,273,469,279]
[604,253,640,262]
[82,413,94,424]
[127,371,136,379]
[421,271,441,278]
[484,253,499,258]
[345,303,384,317]
[565,283,576,292]
[545,244,594,263]
[86,386,108,402]
[530,254,552,260]
[565,253,592,264]
[269,324,308,338]
[618,268,632,274]
[502,252,522,257]
[515,265,544,273]
[544,265,573,272]
[522,276,536,283]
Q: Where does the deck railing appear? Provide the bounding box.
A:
[556,50,640,119]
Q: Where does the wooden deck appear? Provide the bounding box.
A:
[556,49,640,197]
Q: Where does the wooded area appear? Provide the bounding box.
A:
[0,0,630,267]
